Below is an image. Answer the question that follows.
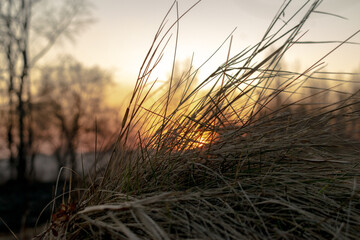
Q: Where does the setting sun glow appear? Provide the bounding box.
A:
[184,130,217,150]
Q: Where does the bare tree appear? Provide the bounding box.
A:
[0,0,93,182]
[34,56,116,172]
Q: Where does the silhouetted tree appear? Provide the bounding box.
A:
[0,0,92,182]
[34,56,116,172]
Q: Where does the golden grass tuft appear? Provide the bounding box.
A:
[36,0,360,239]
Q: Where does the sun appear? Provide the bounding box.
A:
[187,130,217,149]
[197,136,207,148]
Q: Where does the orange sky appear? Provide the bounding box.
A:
[45,0,360,99]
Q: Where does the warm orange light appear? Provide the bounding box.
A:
[197,136,207,148]
[185,130,217,150]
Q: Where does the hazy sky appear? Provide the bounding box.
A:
[48,0,360,87]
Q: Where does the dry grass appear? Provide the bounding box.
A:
[35,0,360,239]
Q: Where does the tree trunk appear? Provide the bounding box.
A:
[16,0,30,183]
[69,142,77,172]
[5,0,16,180]
[7,66,16,179]
[17,79,27,182]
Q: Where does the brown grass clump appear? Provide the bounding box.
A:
[35,0,360,239]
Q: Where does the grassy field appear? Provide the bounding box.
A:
[34,1,360,239]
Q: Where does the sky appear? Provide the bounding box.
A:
[47,0,360,91]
